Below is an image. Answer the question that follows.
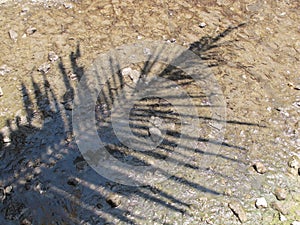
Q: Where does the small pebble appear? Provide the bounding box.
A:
[199,22,206,28]
[64,2,73,9]
[288,155,300,169]
[253,162,267,174]
[0,87,3,97]
[121,67,140,83]
[26,27,37,35]
[48,51,59,62]
[228,201,247,223]
[8,30,18,41]
[4,185,13,194]
[150,116,163,128]
[279,213,287,222]
[20,7,29,15]
[292,221,300,225]
[20,218,32,225]
[37,63,51,73]
[149,127,162,142]
[67,177,78,186]
[21,7,29,13]
[274,187,287,201]
[106,193,121,208]
[0,64,11,76]
[3,136,11,143]
[255,197,268,208]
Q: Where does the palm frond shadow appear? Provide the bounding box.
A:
[0,24,263,224]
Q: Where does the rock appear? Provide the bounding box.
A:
[64,2,73,9]
[48,51,59,62]
[106,193,121,208]
[3,136,11,143]
[253,162,267,174]
[279,213,287,222]
[37,63,51,74]
[8,29,18,41]
[224,189,232,196]
[67,177,78,186]
[73,156,87,170]
[4,185,12,194]
[0,87,3,97]
[292,222,300,225]
[0,64,11,76]
[26,27,37,35]
[199,22,206,28]
[0,187,5,201]
[21,7,29,13]
[228,201,247,223]
[20,218,32,225]
[288,155,300,169]
[121,67,140,83]
[68,72,78,80]
[255,197,268,208]
[274,187,287,201]
[149,127,162,142]
[150,116,163,128]
[270,201,289,215]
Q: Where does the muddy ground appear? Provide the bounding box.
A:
[0,0,300,224]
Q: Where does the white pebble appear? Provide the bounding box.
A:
[292,222,300,225]
[8,30,18,41]
[199,22,206,28]
[255,197,268,208]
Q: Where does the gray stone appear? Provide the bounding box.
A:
[149,127,162,142]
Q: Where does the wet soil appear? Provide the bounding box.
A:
[0,0,300,224]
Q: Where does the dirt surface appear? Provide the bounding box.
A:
[0,0,300,224]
